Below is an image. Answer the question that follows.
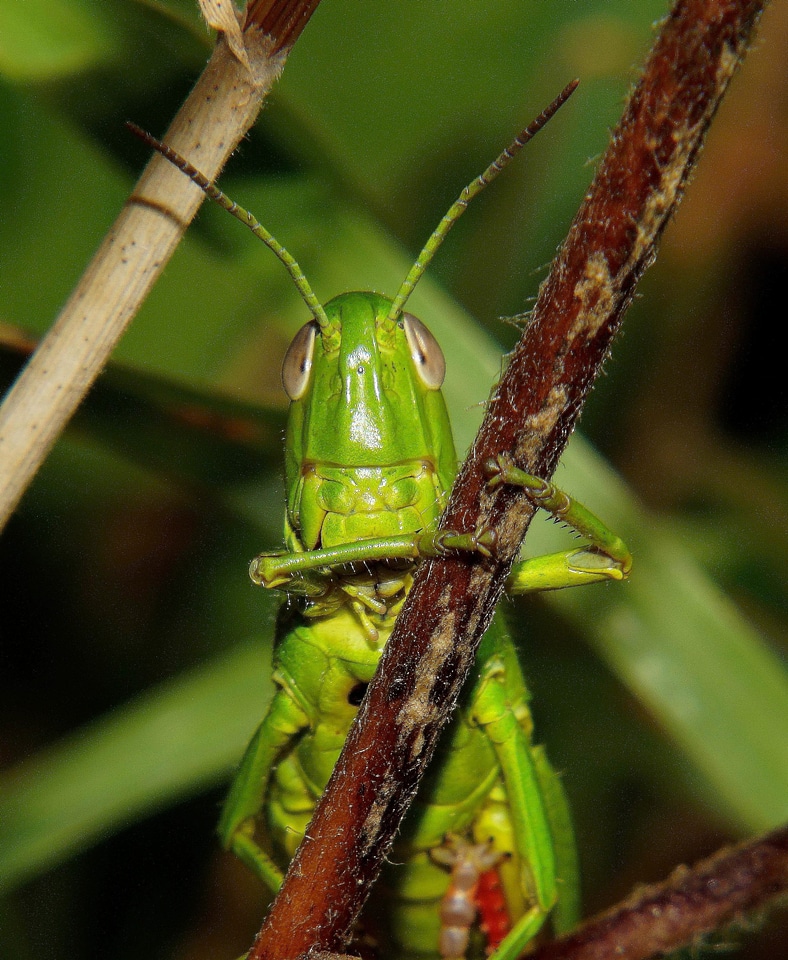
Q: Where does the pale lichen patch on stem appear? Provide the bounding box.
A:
[569,252,615,342]
[515,385,569,467]
[400,602,457,742]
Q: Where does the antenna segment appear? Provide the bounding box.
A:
[126,123,335,338]
[386,79,579,324]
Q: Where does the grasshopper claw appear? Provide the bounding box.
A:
[483,453,515,489]
[473,525,497,558]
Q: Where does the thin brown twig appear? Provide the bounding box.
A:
[247,1,770,958]
[528,825,788,960]
[0,0,322,532]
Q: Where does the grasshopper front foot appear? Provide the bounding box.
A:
[249,551,335,593]
[484,454,567,511]
[484,453,632,592]
[420,524,497,560]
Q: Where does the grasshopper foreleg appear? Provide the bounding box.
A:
[484,454,631,593]
[249,527,496,592]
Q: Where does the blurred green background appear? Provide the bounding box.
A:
[0,1,786,958]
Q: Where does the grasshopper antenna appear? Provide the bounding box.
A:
[125,122,337,341]
[386,79,579,325]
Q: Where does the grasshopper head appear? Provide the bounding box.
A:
[281,291,458,549]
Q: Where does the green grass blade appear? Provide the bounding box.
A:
[0,642,269,894]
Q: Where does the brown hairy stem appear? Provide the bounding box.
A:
[529,825,788,960]
[0,0,322,532]
[248,1,770,958]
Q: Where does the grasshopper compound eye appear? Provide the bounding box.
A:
[402,314,446,389]
[282,320,318,400]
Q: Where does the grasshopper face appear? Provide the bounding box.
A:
[281,291,458,552]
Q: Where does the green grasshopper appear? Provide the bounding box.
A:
[132,79,630,960]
